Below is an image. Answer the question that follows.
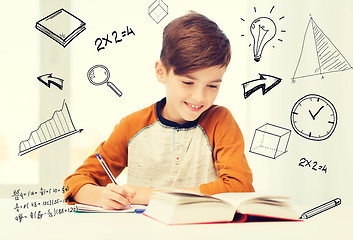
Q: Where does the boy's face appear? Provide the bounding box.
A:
[156,61,226,125]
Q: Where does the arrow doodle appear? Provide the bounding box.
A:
[37,73,64,90]
[242,73,282,99]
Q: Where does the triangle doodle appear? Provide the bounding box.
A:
[292,17,352,80]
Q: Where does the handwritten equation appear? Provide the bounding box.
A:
[12,186,76,223]
[95,26,135,52]
[298,157,327,173]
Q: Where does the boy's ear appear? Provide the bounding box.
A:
[155,60,168,83]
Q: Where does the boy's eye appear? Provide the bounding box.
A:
[182,81,194,85]
[207,85,218,89]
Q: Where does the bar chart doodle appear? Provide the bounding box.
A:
[18,100,83,156]
[292,16,352,81]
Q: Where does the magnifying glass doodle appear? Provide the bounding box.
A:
[87,64,122,97]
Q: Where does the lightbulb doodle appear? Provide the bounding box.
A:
[292,16,352,82]
[241,6,286,62]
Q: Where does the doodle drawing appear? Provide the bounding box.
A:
[292,17,352,81]
[241,6,286,62]
[87,65,123,97]
[37,73,64,90]
[18,100,83,156]
[300,198,341,219]
[35,8,86,48]
[249,123,291,159]
[290,94,337,141]
[242,73,281,99]
[148,0,168,24]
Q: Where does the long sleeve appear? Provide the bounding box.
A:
[63,118,129,204]
[199,106,254,194]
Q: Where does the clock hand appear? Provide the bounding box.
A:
[309,110,315,120]
[313,106,324,119]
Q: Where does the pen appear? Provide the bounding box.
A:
[96,153,118,185]
[134,209,146,214]
[299,198,341,219]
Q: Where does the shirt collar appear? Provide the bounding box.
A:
[156,98,200,129]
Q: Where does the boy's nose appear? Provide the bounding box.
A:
[191,87,205,102]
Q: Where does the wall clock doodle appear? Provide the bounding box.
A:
[290,94,337,141]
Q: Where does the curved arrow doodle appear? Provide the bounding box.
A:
[37,73,64,90]
[242,73,282,99]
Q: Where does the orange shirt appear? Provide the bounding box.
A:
[63,98,254,204]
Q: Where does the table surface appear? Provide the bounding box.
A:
[1,199,352,240]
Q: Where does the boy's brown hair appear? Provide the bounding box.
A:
[160,11,231,75]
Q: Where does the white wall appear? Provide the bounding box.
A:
[1,0,352,209]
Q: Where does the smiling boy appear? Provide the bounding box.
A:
[64,12,254,210]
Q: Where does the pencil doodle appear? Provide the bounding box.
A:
[18,100,83,156]
[290,94,337,141]
[298,157,327,173]
[300,198,341,219]
[242,73,281,99]
[87,64,123,97]
[241,5,286,62]
[37,73,64,90]
[249,123,291,159]
[95,26,135,52]
[35,8,86,48]
[292,16,352,82]
[148,0,168,24]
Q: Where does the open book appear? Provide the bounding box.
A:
[143,191,300,225]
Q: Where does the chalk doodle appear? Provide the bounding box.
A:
[241,5,286,62]
[95,26,135,52]
[290,94,337,141]
[249,123,291,159]
[87,64,123,97]
[37,73,64,90]
[298,157,327,173]
[242,73,282,99]
[300,198,341,219]
[292,16,352,81]
[35,8,86,48]
[18,100,83,156]
[148,0,168,24]
[12,187,76,223]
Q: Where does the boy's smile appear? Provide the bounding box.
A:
[156,61,226,125]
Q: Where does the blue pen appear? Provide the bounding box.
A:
[96,153,118,185]
[135,209,146,214]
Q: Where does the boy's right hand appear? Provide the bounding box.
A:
[101,183,136,210]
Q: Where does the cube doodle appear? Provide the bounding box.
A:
[148,0,168,24]
[249,123,291,159]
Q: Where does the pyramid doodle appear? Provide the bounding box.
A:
[293,17,352,80]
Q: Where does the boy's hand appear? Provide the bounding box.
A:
[101,183,136,210]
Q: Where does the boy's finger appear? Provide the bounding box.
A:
[122,185,136,200]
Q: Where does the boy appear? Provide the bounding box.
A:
[64,12,254,210]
